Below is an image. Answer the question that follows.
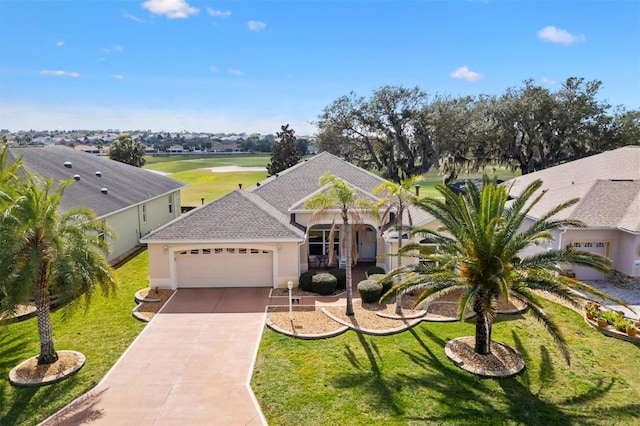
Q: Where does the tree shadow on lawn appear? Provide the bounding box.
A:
[335,331,405,417]
[395,326,622,424]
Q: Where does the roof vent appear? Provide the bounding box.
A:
[256,182,261,187]
[73,174,81,181]
[101,187,108,194]
[64,161,72,168]
[96,171,102,177]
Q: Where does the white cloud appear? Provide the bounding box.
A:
[123,10,144,23]
[40,70,80,78]
[142,0,199,19]
[56,41,64,47]
[450,66,484,82]
[537,26,585,45]
[540,77,556,86]
[103,44,124,54]
[207,7,231,17]
[247,20,266,32]
[111,74,124,80]
[228,68,243,76]
[209,65,219,72]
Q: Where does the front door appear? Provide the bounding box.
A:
[358,226,377,261]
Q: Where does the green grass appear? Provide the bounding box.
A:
[0,251,150,426]
[252,298,640,425]
[417,166,522,198]
[173,170,268,206]
[144,154,271,174]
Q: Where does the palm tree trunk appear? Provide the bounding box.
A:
[474,293,493,355]
[344,218,354,316]
[35,268,58,365]
[395,206,404,315]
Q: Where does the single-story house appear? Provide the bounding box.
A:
[9,146,186,262]
[506,145,640,284]
[142,152,434,289]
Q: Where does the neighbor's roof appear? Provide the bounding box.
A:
[142,190,305,242]
[505,146,640,232]
[8,146,186,217]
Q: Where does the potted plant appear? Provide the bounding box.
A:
[626,324,638,337]
[596,312,608,328]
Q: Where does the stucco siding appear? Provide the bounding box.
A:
[618,232,640,277]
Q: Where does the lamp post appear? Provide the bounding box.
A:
[288,280,294,320]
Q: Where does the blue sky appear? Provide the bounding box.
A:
[1,0,638,135]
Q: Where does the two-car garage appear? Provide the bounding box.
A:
[175,247,274,288]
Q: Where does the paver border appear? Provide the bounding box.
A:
[9,351,86,387]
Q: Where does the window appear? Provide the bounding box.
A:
[251,249,259,254]
[584,242,593,248]
[418,243,439,266]
[308,228,340,256]
[202,248,211,254]
[239,248,247,254]
[596,242,605,248]
[573,242,581,248]
[142,204,147,222]
[226,248,235,254]
[214,248,223,254]
[168,195,173,214]
[190,249,199,255]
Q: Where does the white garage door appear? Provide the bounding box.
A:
[571,242,608,281]
[176,248,273,287]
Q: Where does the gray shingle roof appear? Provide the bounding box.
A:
[143,151,436,242]
[249,152,389,215]
[143,190,304,241]
[8,146,186,217]
[506,146,640,231]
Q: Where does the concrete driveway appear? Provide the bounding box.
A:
[43,287,271,425]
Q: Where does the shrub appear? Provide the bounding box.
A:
[366,265,385,276]
[312,273,337,296]
[299,270,317,292]
[328,268,346,289]
[358,279,383,304]
[367,274,393,294]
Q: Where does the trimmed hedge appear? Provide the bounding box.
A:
[312,273,338,296]
[366,274,393,294]
[299,270,317,292]
[366,265,385,276]
[358,279,383,304]
[328,268,346,289]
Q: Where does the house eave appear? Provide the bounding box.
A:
[142,237,305,244]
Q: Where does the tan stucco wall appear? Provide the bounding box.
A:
[147,241,301,289]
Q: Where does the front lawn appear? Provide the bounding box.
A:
[0,250,149,426]
[252,298,640,425]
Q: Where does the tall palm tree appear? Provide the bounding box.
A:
[0,169,118,364]
[373,175,420,314]
[383,177,625,364]
[305,173,373,316]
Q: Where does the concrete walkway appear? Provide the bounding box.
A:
[43,288,270,426]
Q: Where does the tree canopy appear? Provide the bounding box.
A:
[109,134,146,167]
[316,78,639,181]
[267,124,301,176]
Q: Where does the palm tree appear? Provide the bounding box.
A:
[305,173,373,316]
[373,175,420,314]
[383,177,626,364]
[0,169,118,364]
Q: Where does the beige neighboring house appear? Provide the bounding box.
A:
[142,152,434,289]
[506,145,640,284]
[9,146,186,262]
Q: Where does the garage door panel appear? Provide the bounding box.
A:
[176,248,273,287]
[571,241,607,281]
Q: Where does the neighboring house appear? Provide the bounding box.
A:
[142,152,434,289]
[73,144,101,155]
[166,145,184,153]
[8,146,186,262]
[506,145,640,284]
